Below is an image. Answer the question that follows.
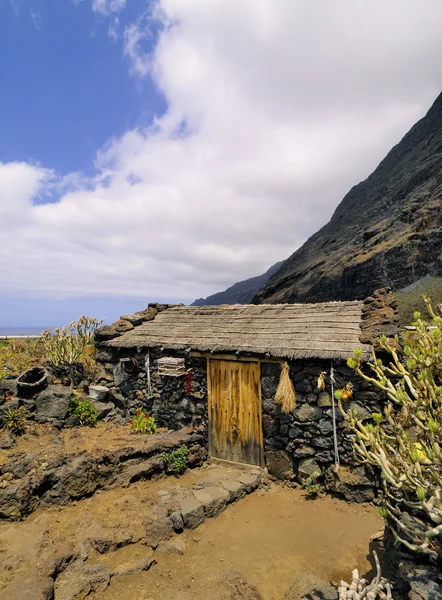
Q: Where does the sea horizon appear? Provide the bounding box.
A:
[0,327,53,337]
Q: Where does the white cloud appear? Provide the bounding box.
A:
[2,0,442,303]
[91,0,126,16]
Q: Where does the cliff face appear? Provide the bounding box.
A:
[192,262,283,306]
[254,93,442,305]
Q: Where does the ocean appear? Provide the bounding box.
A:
[0,327,51,338]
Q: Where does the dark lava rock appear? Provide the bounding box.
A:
[324,465,374,502]
[16,366,48,396]
[110,319,134,334]
[94,325,119,342]
[35,385,72,423]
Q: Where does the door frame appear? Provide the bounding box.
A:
[206,356,265,467]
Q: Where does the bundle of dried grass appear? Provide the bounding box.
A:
[274,361,296,413]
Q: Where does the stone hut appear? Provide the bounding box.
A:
[95,292,398,494]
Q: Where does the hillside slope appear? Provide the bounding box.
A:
[192,262,283,306]
[254,93,442,305]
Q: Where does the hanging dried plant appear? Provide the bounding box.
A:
[317,371,326,391]
[274,361,296,414]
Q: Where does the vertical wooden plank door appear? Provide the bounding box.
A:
[208,359,264,467]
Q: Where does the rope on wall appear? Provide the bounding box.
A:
[145,351,152,398]
[330,360,340,470]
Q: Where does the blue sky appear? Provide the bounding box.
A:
[1,0,442,329]
[0,0,165,176]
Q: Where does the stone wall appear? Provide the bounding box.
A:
[95,338,383,499]
[95,346,208,436]
[262,359,382,500]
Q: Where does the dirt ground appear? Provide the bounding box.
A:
[0,422,173,466]
[0,463,382,600]
[96,486,381,600]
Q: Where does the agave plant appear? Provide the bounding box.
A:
[3,407,27,435]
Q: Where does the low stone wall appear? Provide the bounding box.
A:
[0,428,205,521]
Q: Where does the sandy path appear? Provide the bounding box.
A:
[94,486,382,600]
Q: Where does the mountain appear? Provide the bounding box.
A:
[253,92,442,305]
[192,262,284,306]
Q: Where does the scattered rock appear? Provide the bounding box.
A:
[169,510,184,532]
[91,545,155,578]
[220,570,263,600]
[54,560,110,600]
[157,537,186,555]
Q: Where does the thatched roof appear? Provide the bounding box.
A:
[107,302,370,360]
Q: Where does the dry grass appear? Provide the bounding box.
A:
[0,339,46,381]
[0,338,99,383]
[274,361,296,414]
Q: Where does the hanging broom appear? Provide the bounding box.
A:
[274,361,296,413]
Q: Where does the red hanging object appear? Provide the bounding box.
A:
[185,371,192,394]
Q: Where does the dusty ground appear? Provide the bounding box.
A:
[0,458,382,600]
[0,422,173,466]
[92,486,382,600]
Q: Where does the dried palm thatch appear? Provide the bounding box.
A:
[274,361,296,413]
[107,302,371,361]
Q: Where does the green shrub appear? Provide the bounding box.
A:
[162,445,188,475]
[129,409,156,434]
[302,475,321,498]
[73,399,98,427]
[3,407,27,434]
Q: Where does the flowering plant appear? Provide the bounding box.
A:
[129,408,156,434]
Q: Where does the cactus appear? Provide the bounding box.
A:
[343,297,442,556]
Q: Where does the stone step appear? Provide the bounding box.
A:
[173,468,262,531]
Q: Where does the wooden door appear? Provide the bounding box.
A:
[207,359,264,467]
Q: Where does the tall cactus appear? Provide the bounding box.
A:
[340,297,442,556]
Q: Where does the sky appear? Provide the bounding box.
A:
[1,0,442,327]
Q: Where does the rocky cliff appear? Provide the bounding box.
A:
[254,92,442,305]
[192,261,283,306]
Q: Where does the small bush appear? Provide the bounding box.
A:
[129,409,156,434]
[73,399,98,427]
[302,475,321,498]
[3,407,27,434]
[163,444,188,475]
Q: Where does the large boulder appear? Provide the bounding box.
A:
[267,450,295,480]
[35,385,72,423]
